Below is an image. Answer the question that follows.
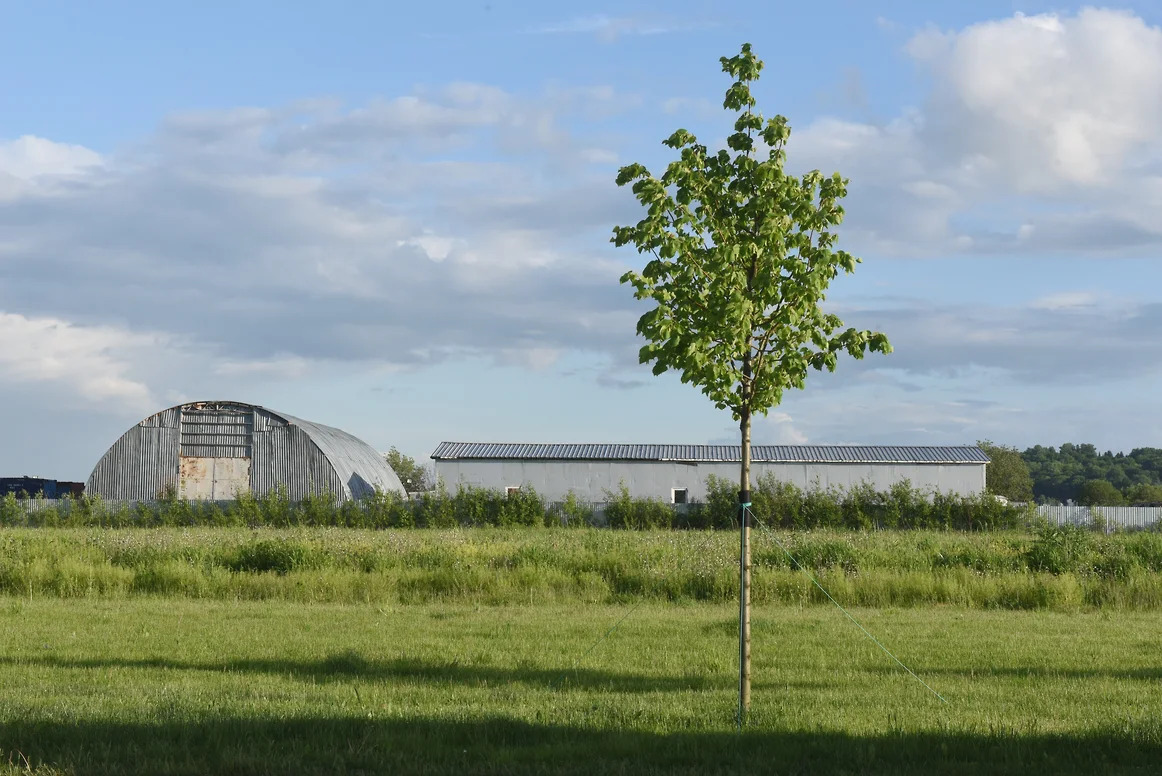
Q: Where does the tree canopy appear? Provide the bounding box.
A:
[977,440,1034,502]
[612,42,890,442]
[384,447,432,494]
[1021,444,1162,504]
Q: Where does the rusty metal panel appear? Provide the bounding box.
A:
[179,456,253,500]
[213,457,250,499]
[178,456,214,500]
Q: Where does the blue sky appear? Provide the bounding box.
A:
[2,1,1161,479]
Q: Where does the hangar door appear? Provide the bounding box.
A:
[178,404,254,499]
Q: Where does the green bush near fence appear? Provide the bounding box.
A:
[0,477,1031,531]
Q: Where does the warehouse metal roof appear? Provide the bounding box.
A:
[431,442,990,464]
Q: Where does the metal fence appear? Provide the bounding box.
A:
[8,498,210,513]
[1036,505,1162,530]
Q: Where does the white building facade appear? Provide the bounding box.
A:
[431,443,989,503]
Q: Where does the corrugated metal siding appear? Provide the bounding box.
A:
[139,408,180,429]
[86,423,180,500]
[86,400,403,501]
[1039,505,1162,530]
[252,424,344,500]
[279,413,404,498]
[180,406,253,458]
[430,442,990,464]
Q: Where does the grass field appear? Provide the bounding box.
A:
[4,527,1162,610]
[4,527,1162,773]
[1,598,1161,774]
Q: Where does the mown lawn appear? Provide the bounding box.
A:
[1,598,1160,775]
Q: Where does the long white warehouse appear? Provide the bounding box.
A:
[431,443,990,502]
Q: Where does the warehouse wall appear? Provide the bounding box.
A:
[434,460,987,501]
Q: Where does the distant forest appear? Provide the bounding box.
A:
[1020,444,1162,505]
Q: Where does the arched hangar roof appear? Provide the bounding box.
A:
[269,405,405,498]
[87,400,404,500]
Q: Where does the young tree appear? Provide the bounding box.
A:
[977,440,1034,502]
[612,43,890,718]
[384,447,432,495]
[1077,479,1124,507]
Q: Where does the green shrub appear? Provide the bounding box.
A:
[801,484,844,529]
[703,475,740,529]
[840,481,880,530]
[603,484,672,530]
[757,475,802,529]
[1124,532,1162,571]
[1024,524,1094,575]
[444,484,546,528]
[415,489,456,528]
[548,491,595,527]
[0,492,23,526]
[229,539,321,574]
[362,489,413,528]
[499,487,544,527]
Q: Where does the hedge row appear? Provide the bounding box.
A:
[0,476,1030,531]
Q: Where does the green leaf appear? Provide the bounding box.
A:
[611,42,891,472]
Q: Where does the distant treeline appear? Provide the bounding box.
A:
[0,476,1028,531]
[1021,444,1162,505]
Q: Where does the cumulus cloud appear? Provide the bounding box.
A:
[754,412,809,445]
[0,135,103,180]
[787,8,1162,256]
[0,84,646,416]
[0,312,158,409]
[828,294,1161,386]
[5,9,1162,452]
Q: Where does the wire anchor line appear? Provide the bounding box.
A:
[748,507,949,706]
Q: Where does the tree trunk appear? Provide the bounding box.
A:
[738,405,752,723]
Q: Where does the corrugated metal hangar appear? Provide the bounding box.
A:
[88,401,404,501]
[431,443,990,502]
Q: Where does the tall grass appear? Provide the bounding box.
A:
[3,527,1162,610]
[0,477,1031,531]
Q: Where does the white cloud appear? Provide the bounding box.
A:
[0,312,157,408]
[0,84,644,417]
[1029,291,1100,311]
[0,135,103,180]
[909,8,1162,190]
[754,411,808,445]
[823,295,1162,386]
[786,8,1162,256]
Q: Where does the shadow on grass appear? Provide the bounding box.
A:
[1,714,1160,776]
[0,652,719,693]
[864,665,1162,682]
